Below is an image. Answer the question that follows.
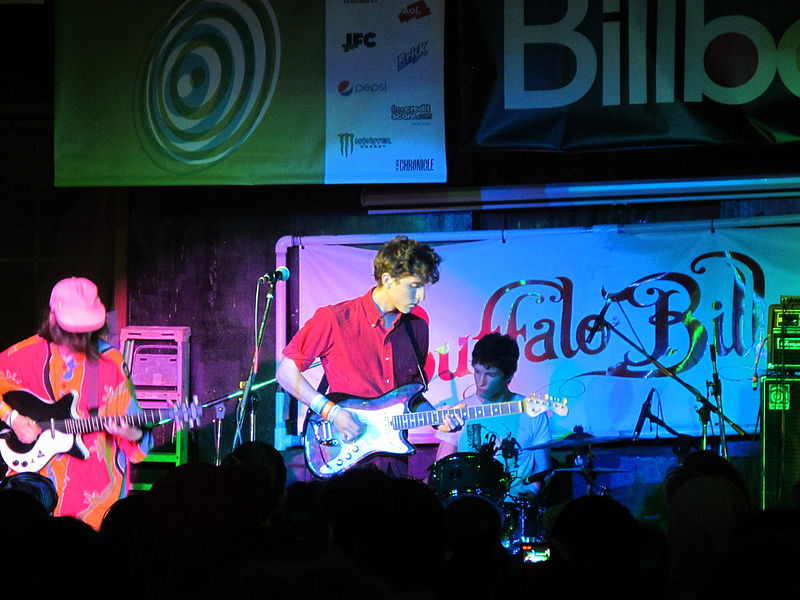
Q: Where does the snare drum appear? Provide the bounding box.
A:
[428,452,509,508]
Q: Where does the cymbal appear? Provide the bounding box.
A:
[524,432,620,451]
[553,467,628,474]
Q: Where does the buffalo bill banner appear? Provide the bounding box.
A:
[54,0,445,186]
[277,222,800,446]
[460,0,800,151]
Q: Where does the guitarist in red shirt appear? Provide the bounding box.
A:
[276,236,449,476]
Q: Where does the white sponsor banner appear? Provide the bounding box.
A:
[284,224,800,444]
[324,0,446,183]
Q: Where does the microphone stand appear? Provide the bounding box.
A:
[596,317,745,444]
[201,359,323,463]
[708,325,728,458]
[645,406,684,438]
[233,276,279,450]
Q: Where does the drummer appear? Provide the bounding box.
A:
[435,333,552,496]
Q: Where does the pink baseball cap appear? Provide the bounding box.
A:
[49,277,107,333]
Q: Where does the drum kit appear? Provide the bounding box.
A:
[427,426,625,558]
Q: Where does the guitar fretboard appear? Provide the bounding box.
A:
[391,400,524,431]
[46,409,180,435]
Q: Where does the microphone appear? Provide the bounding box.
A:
[586,297,612,344]
[632,388,655,441]
[709,343,722,399]
[522,470,552,486]
[260,266,290,282]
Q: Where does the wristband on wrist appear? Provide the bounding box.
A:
[309,393,328,415]
[324,404,342,423]
[320,400,334,419]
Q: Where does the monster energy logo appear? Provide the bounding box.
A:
[338,133,355,157]
[337,133,392,157]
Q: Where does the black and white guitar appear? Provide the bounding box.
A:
[303,383,568,477]
[0,389,203,472]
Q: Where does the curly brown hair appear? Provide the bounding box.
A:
[372,235,442,285]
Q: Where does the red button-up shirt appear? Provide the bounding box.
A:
[283,288,430,398]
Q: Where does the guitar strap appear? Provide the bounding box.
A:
[316,374,329,395]
[84,358,100,412]
[314,316,426,398]
[403,317,429,392]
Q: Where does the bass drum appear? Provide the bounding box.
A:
[428,452,509,510]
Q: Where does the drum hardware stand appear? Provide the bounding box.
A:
[571,449,609,496]
[593,300,745,443]
[212,404,226,466]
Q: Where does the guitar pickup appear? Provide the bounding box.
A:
[316,420,337,446]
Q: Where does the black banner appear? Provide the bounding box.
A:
[459,0,800,151]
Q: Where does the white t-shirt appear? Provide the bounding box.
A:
[436,392,551,497]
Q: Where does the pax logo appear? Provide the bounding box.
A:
[504,0,800,109]
[399,1,432,23]
[343,32,377,52]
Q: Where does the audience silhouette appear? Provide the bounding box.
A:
[3,443,797,600]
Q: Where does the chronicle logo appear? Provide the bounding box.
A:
[390,103,432,120]
[338,80,388,96]
[397,40,428,70]
[342,32,376,52]
[399,1,432,23]
[337,132,392,157]
[396,157,435,172]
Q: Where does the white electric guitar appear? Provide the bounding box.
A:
[303,383,568,477]
[0,389,203,472]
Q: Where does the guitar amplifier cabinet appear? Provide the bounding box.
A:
[768,301,800,370]
[768,328,800,370]
[761,377,800,509]
[120,326,191,490]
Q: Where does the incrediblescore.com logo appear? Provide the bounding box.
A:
[390,103,432,120]
[504,0,800,109]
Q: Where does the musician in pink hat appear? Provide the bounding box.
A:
[0,277,150,529]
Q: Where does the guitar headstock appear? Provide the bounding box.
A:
[169,396,204,429]
[523,393,569,418]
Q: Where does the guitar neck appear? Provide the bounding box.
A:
[391,399,525,431]
[41,408,173,435]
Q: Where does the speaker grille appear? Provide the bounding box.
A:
[762,377,800,509]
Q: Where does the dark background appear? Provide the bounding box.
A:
[1,1,799,470]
